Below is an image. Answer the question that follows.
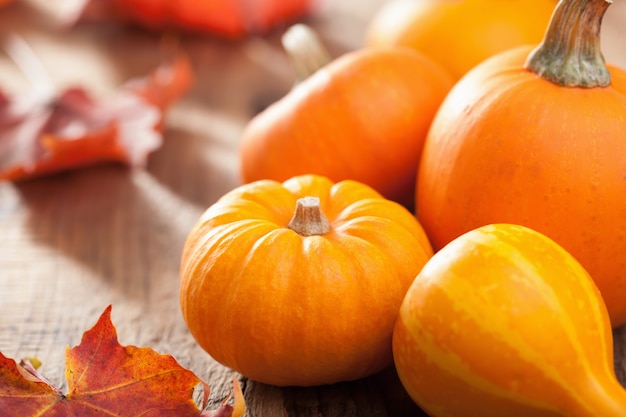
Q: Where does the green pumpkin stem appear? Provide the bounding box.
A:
[288,196,331,236]
[524,0,611,88]
[282,24,332,83]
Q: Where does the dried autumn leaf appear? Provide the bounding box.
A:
[0,305,246,417]
[0,36,193,181]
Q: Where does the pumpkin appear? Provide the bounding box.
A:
[74,0,312,38]
[179,174,433,386]
[365,0,556,80]
[393,223,626,417]
[415,0,626,326]
[239,24,454,208]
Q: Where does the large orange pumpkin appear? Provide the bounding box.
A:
[393,224,626,417]
[365,0,556,80]
[179,174,433,386]
[239,24,454,208]
[415,0,626,326]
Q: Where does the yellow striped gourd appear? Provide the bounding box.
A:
[393,223,626,416]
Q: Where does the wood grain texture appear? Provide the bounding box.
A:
[1,1,626,416]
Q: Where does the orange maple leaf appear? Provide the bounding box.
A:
[0,306,245,417]
[0,36,193,182]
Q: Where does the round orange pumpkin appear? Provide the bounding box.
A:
[415,0,626,326]
[393,223,626,416]
[365,0,556,80]
[239,25,454,208]
[179,174,433,386]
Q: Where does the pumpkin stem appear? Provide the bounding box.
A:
[524,0,611,88]
[287,196,331,236]
[281,24,332,83]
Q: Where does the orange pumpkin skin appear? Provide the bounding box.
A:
[393,224,626,417]
[415,45,626,327]
[180,174,433,387]
[239,47,454,208]
[365,0,556,80]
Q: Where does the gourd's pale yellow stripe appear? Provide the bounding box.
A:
[409,228,610,414]
[411,270,566,412]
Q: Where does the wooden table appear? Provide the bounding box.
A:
[2,1,626,416]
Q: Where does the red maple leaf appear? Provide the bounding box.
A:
[0,36,193,181]
[0,306,245,417]
[61,0,313,38]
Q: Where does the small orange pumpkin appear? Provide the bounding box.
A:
[239,24,454,208]
[393,223,626,417]
[365,0,556,80]
[415,0,626,326]
[179,174,433,386]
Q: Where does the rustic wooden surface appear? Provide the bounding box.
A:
[1,1,626,416]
